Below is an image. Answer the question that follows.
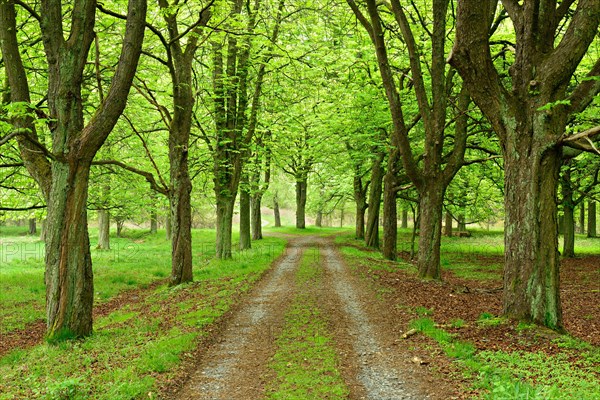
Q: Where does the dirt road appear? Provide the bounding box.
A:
[175,235,436,399]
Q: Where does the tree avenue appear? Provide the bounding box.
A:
[1,0,599,343]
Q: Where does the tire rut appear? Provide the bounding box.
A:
[320,239,422,400]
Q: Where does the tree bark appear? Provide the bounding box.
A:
[165,214,172,240]
[588,201,597,238]
[365,152,385,248]
[315,210,323,227]
[295,178,307,229]
[251,193,263,240]
[239,179,251,250]
[401,209,408,229]
[28,218,37,235]
[563,206,575,258]
[444,211,453,237]
[273,194,281,227]
[150,204,158,234]
[417,183,445,279]
[97,210,110,250]
[216,199,235,258]
[579,204,585,234]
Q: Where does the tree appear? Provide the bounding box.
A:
[348,0,469,271]
[0,0,146,339]
[448,0,600,329]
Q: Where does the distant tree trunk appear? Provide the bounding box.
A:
[150,206,158,234]
[97,210,110,250]
[340,208,344,227]
[216,199,235,258]
[28,218,37,235]
[401,209,408,229]
[295,178,307,229]
[563,207,575,258]
[165,214,172,240]
[458,215,466,231]
[40,219,47,242]
[365,152,385,248]
[251,193,263,240]
[273,193,281,227]
[382,147,401,260]
[315,210,323,227]
[588,201,597,238]
[116,219,124,238]
[353,172,369,239]
[444,211,453,237]
[558,214,565,235]
[239,181,251,250]
[579,205,585,234]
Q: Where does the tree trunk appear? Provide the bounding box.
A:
[40,219,47,242]
[165,214,172,240]
[216,198,235,259]
[417,183,445,280]
[365,153,385,248]
[239,184,251,250]
[251,193,263,240]
[503,148,562,330]
[315,210,323,227]
[340,208,344,228]
[382,154,399,260]
[401,209,408,229]
[273,195,281,227]
[28,218,37,235]
[588,201,597,238]
[116,220,124,238]
[295,178,307,229]
[444,211,453,237]
[150,206,158,234]
[355,204,366,239]
[168,174,193,285]
[563,205,576,258]
[45,163,94,339]
[97,210,110,250]
[560,167,575,258]
[578,204,585,234]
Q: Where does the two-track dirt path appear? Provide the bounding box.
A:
[175,235,440,399]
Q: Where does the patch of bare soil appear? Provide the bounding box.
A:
[349,248,600,398]
[0,279,167,358]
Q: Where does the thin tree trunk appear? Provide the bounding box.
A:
[40,219,47,242]
[28,218,37,235]
[315,210,323,227]
[97,210,110,250]
[216,199,235,259]
[355,204,366,239]
[239,182,251,250]
[169,174,193,285]
[165,214,172,240]
[365,153,385,248]
[417,183,445,280]
[382,151,399,260]
[340,208,344,228]
[401,209,408,229]
[444,211,453,237]
[251,193,263,240]
[563,205,575,258]
[150,205,158,234]
[295,178,307,229]
[588,201,597,238]
[578,204,585,234]
[273,195,281,227]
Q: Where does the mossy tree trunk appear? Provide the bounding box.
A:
[449,0,600,329]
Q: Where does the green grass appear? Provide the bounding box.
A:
[408,316,599,399]
[266,248,349,399]
[0,229,286,399]
[265,225,350,237]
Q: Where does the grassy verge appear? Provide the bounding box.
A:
[0,231,286,399]
[266,247,349,399]
[410,317,600,399]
